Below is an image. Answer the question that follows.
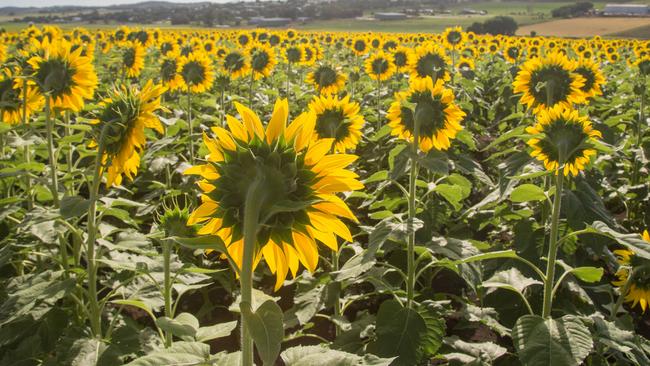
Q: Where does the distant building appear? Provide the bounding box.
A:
[374,12,407,20]
[603,4,649,16]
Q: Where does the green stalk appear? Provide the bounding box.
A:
[85,125,109,338]
[632,77,646,186]
[376,78,381,131]
[286,63,291,102]
[45,98,60,207]
[248,72,254,106]
[406,114,421,308]
[240,173,265,366]
[163,238,173,347]
[220,88,225,128]
[187,92,194,165]
[541,170,565,318]
[22,80,33,210]
[65,111,74,196]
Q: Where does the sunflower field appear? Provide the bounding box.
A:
[2,24,650,366]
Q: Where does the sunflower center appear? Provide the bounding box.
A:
[0,79,20,112]
[100,96,142,156]
[370,58,389,76]
[315,108,350,142]
[123,48,136,68]
[181,61,206,85]
[225,52,245,71]
[251,51,270,72]
[575,66,595,93]
[161,59,177,82]
[314,66,337,87]
[446,31,462,45]
[529,66,573,105]
[354,40,366,52]
[394,52,407,67]
[416,53,446,81]
[401,92,447,137]
[36,58,75,98]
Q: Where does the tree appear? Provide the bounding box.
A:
[467,16,518,36]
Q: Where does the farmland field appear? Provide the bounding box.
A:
[2,23,650,366]
[517,17,650,38]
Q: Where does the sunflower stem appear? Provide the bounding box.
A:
[85,124,109,338]
[45,97,60,207]
[632,77,646,186]
[611,268,636,318]
[64,110,74,196]
[406,113,421,309]
[248,72,254,106]
[376,78,381,131]
[22,80,33,210]
[541,170,565,318]
[240,172,265,366]
[286,63,291,102]
[163,238,173,347]
[187,92,194,165]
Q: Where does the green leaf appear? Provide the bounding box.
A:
[364,170,388,184]
[434,183,464,211]
[367,299,427,365]
[569,267,603,283]
[454,250,519,265]
[172,235,228,254]
[483,267,542,294]
[510,184,546,203]
[443,336,507,365]
[60,196,90,219]
[124,341,210,366]
[195,320,237,342]
[66,337,107,366]
[111,300,156,322]
[590,221,650,260]
[155,312,199,339]
[241,299,284,366]
[281,345,394,366]
[512,315,593,366]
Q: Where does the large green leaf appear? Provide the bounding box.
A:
[172,235,228,254]
[510,184,546,203]
[590,221,650,260]
[155,313,199,339]
[367,299,427,365]
[124,342,211,366]
[281,345,394,366]
[241,299,284,366]
[195,320,237,342]
[512,315,593,366]
[482,267,542,294]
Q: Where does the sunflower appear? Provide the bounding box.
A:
[574,58,605,100]
[392,46,411,72]
[248,44,277,80]
[282,45,303,65]
[307,94,365,152]
[635,56,650,76]
[121,41,145,78]
[612,230,650,313]
[306,64,346,95]
[160,53,183,92]
[441,26,466,50]
[364,51,396,81]
[526,105,601,176]
[0,70,43,124]
[351,37,369,56]
[28,37,97,112]
[387,77,465,152]
[222,50,250,80]
[184,99,363,290]
[457,57,475,72]
[178,52,215,93]
[94,80,166,187]
[504,44,520,63]
[408,43,451,83]
[512,52,585,112]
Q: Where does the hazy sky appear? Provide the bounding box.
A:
[0,0,257,8]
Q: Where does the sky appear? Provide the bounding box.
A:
[0,0,258,8]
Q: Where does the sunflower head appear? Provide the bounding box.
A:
[158,198,198,238]
[308,94,365,153]
[635,57,650,76]
[94,80,166,187]
[442,26,465,49]
[184,99,363,290]
[122,41,145,78]
[0,69,43,125]
[526,105,601,176]
[364,51,396,81]
[178,52,215,93]
[223,50,250,80]
[392,46,411,71]
[513,52,585,112]
[28,37,97,112]
[306,64,346,95]
[612,230,650,313]
[574,59,605,99]
[387,77,465,152]
[408,43,451,83]
[248,43,277,80]
[160,53,183,92]
[283,45,303,64]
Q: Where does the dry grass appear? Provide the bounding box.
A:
[517,17,650,38]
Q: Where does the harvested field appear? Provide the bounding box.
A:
[517,17,650,37]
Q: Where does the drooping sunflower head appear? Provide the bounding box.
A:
[442,26,465,49]
[178,52,215,93]
[408,43,451,83]
[612,230,650,313]
[512,52,585,113]
[0,69,44,125]
[94,80,166,187]
[248,43,277,80]
[121,41,145,78]
[222,50,250,80]
[364,51,396,81]
[306,64,347,95]
[184,99,363,290]
[387,77,465,152]
[27,37,97,112]
[308,94,365,153]
[526,105,601,176]
[574,58,606,100]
